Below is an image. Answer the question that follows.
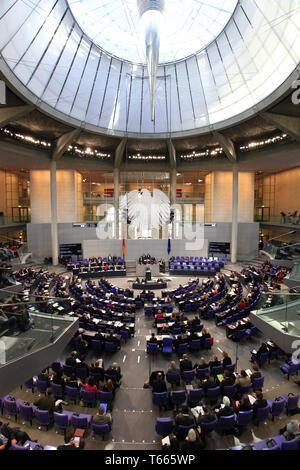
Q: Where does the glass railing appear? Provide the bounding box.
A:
[255,215,300,225]
[263,241,300,261]
[0,295,77,366]
[255,290,300,337]
[0,215,30,225]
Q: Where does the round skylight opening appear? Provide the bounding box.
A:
[67,0,238,64]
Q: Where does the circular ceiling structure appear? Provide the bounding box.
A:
[67,0,238,64]
[0,0,299,138]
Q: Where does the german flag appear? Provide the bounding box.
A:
[122,238,126,259]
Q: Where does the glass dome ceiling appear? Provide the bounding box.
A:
[67,0,238,64]
[0,0,299,138]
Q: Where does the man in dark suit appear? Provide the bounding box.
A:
[252,391,268,417]
[38,369,50,386]
[174,406,195,440]
[180,354,193,372]
[152,372,167,393]
[65,351,78,371]
[202,374,216,396]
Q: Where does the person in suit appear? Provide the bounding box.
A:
[166,361,181,385]
[90,359,105,383]
[152,372,167,393]
[202,374,216,396]
[209,356,221,369]
[38,369,50,387]
[219,370,235,393]
[180,354,193,372]
[93,405,113,429]
[252,391,267,417]
[195,357,208,370]
[148,333,158,343]
[197,406,216,425]
[66,372,81,389]
[52,370,66,391]
[34,388,59,418]
[222,351,232,368]
[105,363,122,383]
[174,405,195,439]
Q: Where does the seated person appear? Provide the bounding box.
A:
[251,342,268,363]
[66,372,81,389]
[215,396,235,418]
[196,406,217,426]
[57,431,84,450]
[148,332,158,344]
[0,422,32,449]
[152,372,167,393]
[90,359,105,383]
[219,370,235,392]
[174,405,195,439]
[235,394,253,412]
[85,376,98,395]
[52,370,66,390]
[222,351,232,368]
[38,369,51,387]
[34,388,62,417]
[235,370,251,388]
[280,420,300,444]
[93,405,113,429]
[252,391,268,417]
[179,354,193,373]
[202,373,217,395]
[105,362,122,383]
[195,357,208,370]
[250,364,262,382]
[209,355,221,369]
[180,428,205,451]
[166,361,181,382]
[103,378,115,398]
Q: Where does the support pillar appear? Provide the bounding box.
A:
[50,160,58,266]
[231,163,239,264]
[170,168,176,239]
[114,168,119,239]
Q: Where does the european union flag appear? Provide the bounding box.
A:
[167,238,171,255]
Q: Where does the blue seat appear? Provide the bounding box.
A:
[190,339,201,351]
[182,369,195,384]
[171,390,186,408]
[254,405,270,426]
[155,417,174,437]
[187,388,203,406]
[280,362,298,380]
[92,423,110,440]
[166,372,181,387]
[252,376,264,391]
[162,337,173,354]
[217,415,236,434]
[153,392,168,410]
[196,367,209,381]
[267,397,285,421]
[237,410,253,427]
[147,342,159,355]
